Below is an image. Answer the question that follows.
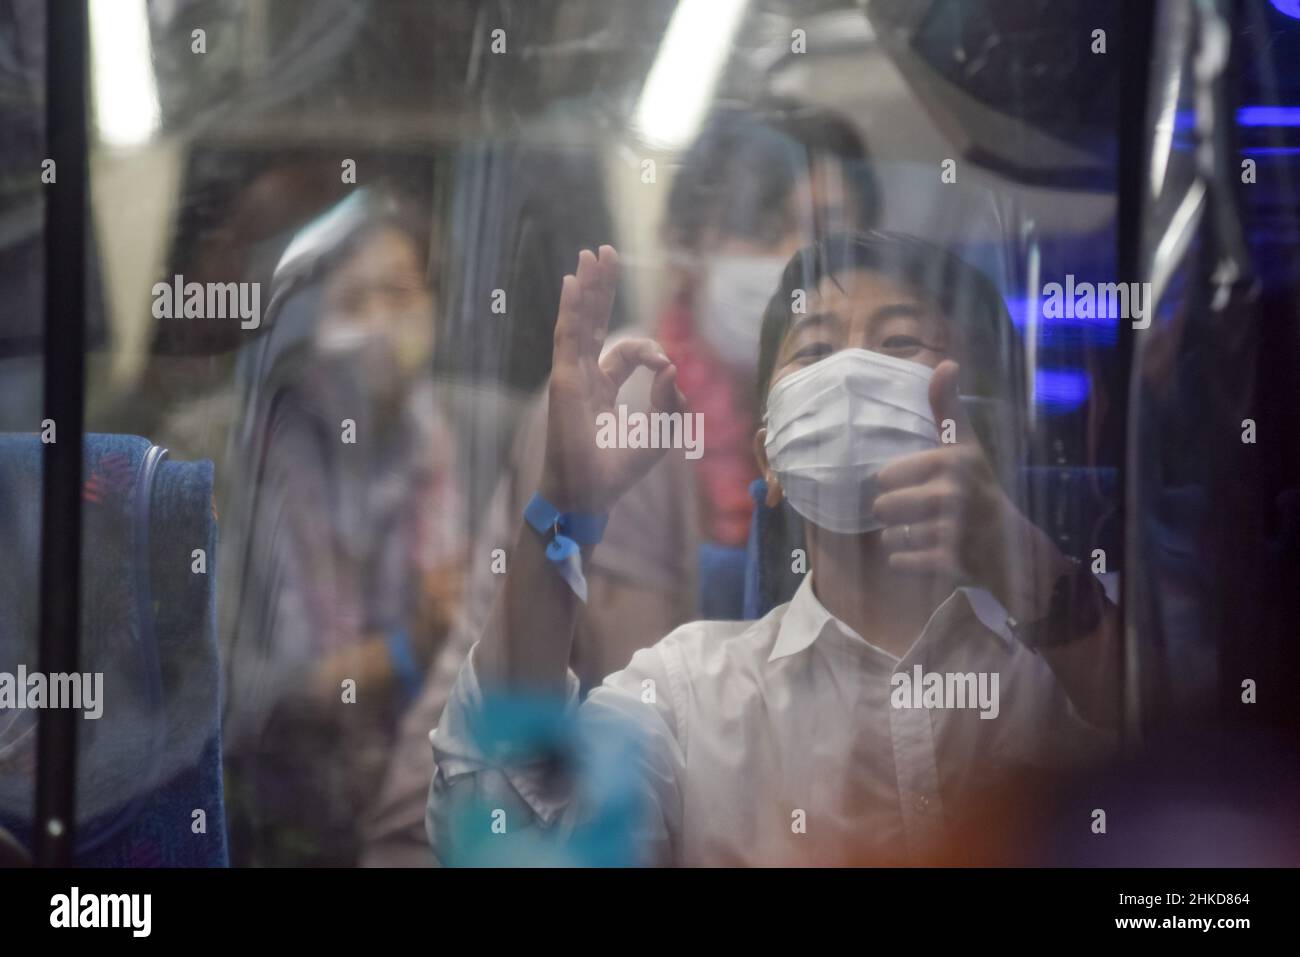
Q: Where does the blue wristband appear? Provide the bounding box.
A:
[524,492,608,602]
[385,628,423,701]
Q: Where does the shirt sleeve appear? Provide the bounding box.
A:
[426,638,687,866]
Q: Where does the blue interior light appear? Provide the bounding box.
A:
[1238,105,1300,127]
[1269,0,1300,21]
[1034,368,1091,413]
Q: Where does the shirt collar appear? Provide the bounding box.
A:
[769,573,836,662]
[768,573,1016,664]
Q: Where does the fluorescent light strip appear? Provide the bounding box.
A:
[634,0,751,151]
[90,0,161,148]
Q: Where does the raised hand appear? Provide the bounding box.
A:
[540,245,685,514]
[873,359,1069,620]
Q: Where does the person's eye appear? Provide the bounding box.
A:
[880,335,926,355]
[790,341,833,363]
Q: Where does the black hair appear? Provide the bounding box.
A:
[756,231,1027,472]
[329,189,436,288]
[663,104,880,253]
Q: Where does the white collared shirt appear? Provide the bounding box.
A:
[428,573,1117,866]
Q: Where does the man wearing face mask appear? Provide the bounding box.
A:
[426,234,1120,867]
[359,106,877,865]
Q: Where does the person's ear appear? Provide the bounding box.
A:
[753,428,784,507]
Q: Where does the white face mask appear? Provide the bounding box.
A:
[763,348,939,534]
[697,254,788,372]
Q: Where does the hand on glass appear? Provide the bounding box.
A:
[540,246,686,514]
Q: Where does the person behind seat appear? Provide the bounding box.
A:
[223,193,465,866]
[427,233,1121,866]
[654,104,878,620]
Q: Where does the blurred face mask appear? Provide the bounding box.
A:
[316,308,433,392]
[763,348,939,534]
[316,323,399,386]
[697,254,787,372]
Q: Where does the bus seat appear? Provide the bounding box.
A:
[0,433,227,866]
